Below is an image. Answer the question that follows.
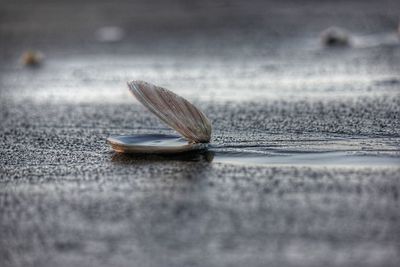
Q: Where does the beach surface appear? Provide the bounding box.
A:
[1,0,400,266]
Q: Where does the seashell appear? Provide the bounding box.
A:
[107,81,212,154]
[107,134,208,154]
[128,80,212,143]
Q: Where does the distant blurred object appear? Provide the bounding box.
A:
[95,26,125,43]
[320,26,351,47]
[398,21,400,38]
[21,50,43,66]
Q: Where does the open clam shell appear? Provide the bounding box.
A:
[107,81,212,154]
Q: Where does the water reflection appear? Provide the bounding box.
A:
[111,149,214,164]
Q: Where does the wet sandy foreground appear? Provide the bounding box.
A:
[1,0,400,266]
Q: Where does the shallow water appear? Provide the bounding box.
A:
[110,147,400,167]
[108,135,400,167]
[213,150,400,167]
[212,136,400,167]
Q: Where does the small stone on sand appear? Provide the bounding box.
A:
[320,26,350,47]
[21,50,43,66]
[95,26,125,43]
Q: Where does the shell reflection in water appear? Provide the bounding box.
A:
[111,149,215,163]
[107,81,212,155]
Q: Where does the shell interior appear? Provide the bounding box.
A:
[107,134,208,154]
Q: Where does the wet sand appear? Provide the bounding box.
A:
[1,0,400,266]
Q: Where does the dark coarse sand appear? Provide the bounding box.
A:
[1,0,400,267]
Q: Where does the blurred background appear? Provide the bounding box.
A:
[1,0,399,103]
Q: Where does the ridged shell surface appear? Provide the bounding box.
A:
[128,80,212,143]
